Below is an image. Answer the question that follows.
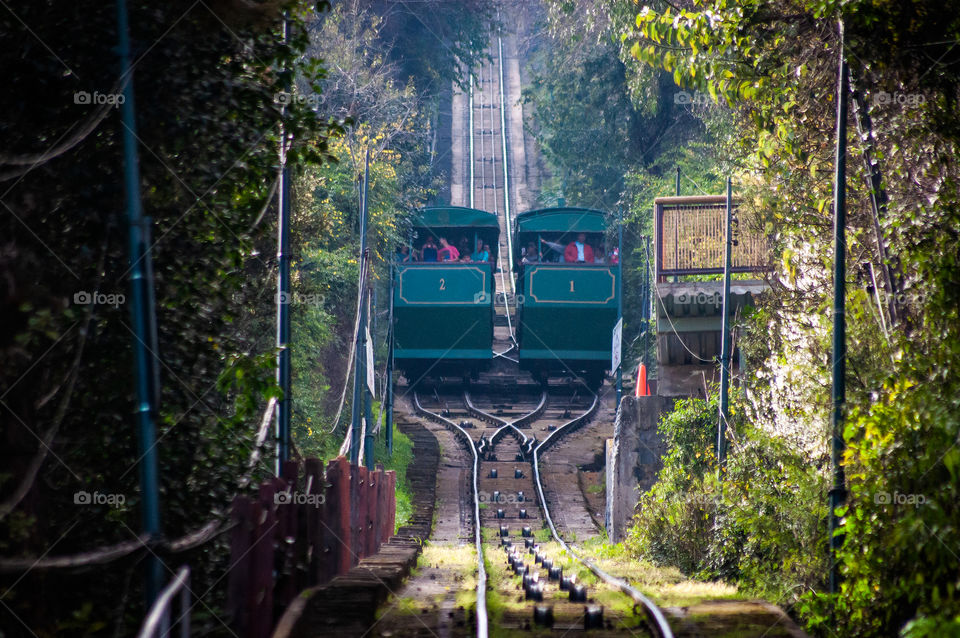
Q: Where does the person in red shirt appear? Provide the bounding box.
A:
[564,233,594,263]
[437,237,460,262]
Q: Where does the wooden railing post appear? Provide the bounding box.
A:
[250,482,278,638]
[323,457,351,579]
[303,458,324,588]
[350,464,364,561]
[227,495,253,635]
[276,462,300,612]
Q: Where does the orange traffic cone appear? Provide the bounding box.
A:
[635,364,649,397]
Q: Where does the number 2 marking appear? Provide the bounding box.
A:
[439,278,446,290]
[569,280,575,293]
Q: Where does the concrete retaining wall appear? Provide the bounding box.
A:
[605,396,673,542]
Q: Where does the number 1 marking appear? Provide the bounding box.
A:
[569,280,575,293]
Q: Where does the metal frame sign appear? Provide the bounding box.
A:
[611,317,622,372]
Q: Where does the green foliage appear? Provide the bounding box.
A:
[375,428,415,531]
[628,391,829,602]
[620,0,960,635]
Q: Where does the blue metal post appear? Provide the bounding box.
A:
[275,15,292,472]
[349,282,365,465]
[616,207,623,407]
[116,0,162,606]
[829,22,849,597]
[718,178,733,469]
[362,151,375,470]
[385,261,395,455]
[352,150,371,466]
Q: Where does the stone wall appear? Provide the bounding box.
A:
[605,396,672,542]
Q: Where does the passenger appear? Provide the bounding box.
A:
[457,236,471,258]
[472,242,490,263]
[483,244,494,263]
[395,244,413,263]
[564,232,594,263]
[421,237,438,262]
[437,237,460,262]
[521,242,539,264]
[608,247,619,264]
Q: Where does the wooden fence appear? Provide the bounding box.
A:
[226,457,396,638]
[654,195,771,280]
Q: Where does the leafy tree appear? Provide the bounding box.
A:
[0,1,341,634]
[620,0,960,634]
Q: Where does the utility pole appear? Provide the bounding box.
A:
[275,14,292,471]
[116,0,162,606]
[643,235,651,374]
[616,207,623,407]
[829,21,849,597]
[362,152,375,470]
[385,261,395,455]
[351,150,372,467]
[717,178,733,469]
[675,166,681,196]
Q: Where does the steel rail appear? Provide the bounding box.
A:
[412,393,488,638]
[531,396,675,638]
[468,72,475,209]
[496,30,515,291]
[463,390,544,446]
[433,387,672,636]
[473,58,515,345]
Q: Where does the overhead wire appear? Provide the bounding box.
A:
[643,238,715,364]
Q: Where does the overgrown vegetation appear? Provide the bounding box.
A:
[0,0,489,634]
[612,0,960,635]
[523,0,729,370]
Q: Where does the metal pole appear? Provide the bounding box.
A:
[385,261,395,455]
[718,178,733,470]
[349,277,365,465]
[497,33,515,291]
[364,290,375,470]
[616,207,623,407]
[275,14,292,472]
[829,21,849,597]
[350,151,371,465]
[116,0,162,606]
[675,166,681,196]
[469,72,475,209]
[643,235,651,373]
[362,151,374,470]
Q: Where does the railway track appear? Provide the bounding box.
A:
[407,387,673,638]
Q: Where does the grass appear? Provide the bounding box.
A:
[575,537,742,608]
[483,539,646,636]
[373,428,415,532]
